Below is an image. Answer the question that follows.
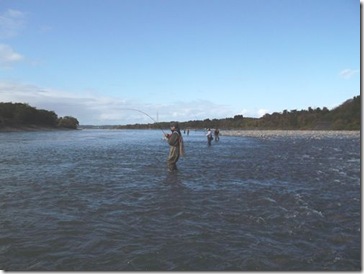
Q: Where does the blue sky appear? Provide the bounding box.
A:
[0,0,360,125]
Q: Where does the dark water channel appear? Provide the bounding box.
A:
[0,129,360,270]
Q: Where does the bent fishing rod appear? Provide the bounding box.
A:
[119,108,167,135]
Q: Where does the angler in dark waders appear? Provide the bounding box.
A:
[165,122,184,172]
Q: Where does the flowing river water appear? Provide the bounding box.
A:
[0,129,360,271]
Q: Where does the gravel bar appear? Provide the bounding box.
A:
[220,130,360,139]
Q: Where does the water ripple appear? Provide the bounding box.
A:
[0,130,360,270]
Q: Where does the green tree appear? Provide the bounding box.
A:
[58,116,79,129]
[36,109,58,126]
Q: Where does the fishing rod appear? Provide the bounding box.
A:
[120,108,186,157]
[119,108,167,135]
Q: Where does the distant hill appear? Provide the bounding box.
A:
[115,95,361,131]
[325,96,361,130]
[255,95,360,130]
[0,102,79,130]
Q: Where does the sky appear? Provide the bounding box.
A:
[0,0,360,125]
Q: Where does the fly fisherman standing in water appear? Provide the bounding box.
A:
[165,121,184,172]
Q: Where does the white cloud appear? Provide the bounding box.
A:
[257,109,269,117]
[339,69,359,79]
[0,9,26,39]
[236,108,269,118]
[0,44,24,68]
[236,109,249,116]
[0,81,238,125]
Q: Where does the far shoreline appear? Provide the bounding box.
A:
[0,127,359,138]
[0,126,78,132]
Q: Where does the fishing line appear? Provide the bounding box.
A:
[119,108,167,135]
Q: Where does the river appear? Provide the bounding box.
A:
[0,129,360,270]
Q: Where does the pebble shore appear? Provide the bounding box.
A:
[220,130,360,139]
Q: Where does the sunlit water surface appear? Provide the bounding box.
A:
[0,129,360,270]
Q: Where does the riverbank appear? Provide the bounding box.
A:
[220,129,360,139]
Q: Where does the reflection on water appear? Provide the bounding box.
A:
[0,130,360,271]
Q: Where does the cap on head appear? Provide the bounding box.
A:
[170,121,179,129]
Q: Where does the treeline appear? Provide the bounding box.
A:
[115,95,360,131]
[256,96,360,130]
[0,103,79,129]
